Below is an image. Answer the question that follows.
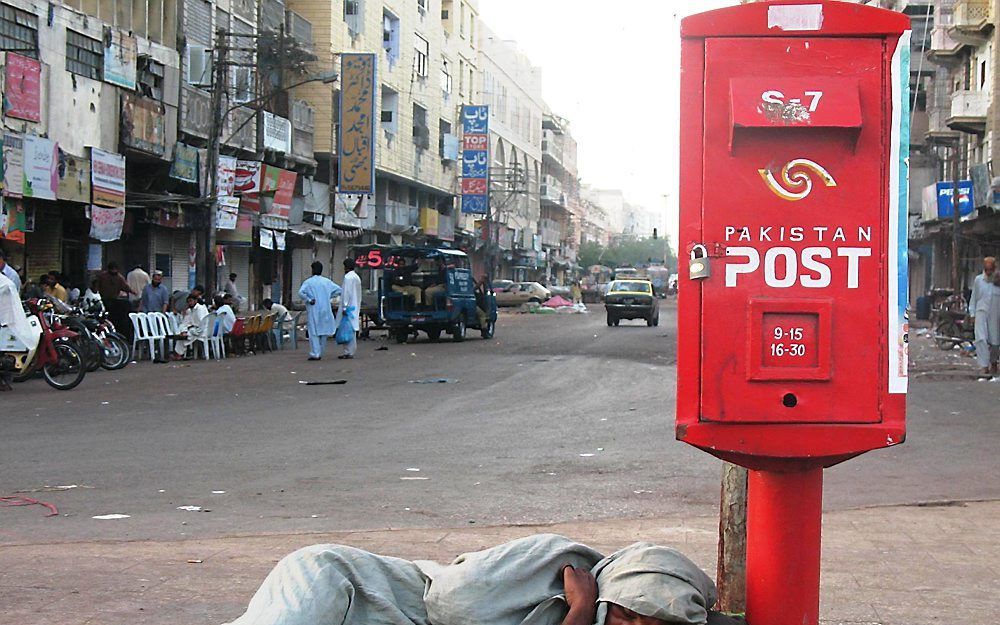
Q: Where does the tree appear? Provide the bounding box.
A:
[578,237,676,271]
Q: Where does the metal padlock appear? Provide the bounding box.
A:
[689,245,711,280]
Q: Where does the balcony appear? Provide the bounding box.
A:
[539,218,562,247]
[947,90,988,133]
[542,129,564,167]
[377,200,418,234]
[927,26,964,65]
[950,1,993,45]
[540,175,565,206]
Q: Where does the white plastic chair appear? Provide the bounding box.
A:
[208,313,226,359]
[192,313,223,360]
[129,312,158,361]
[148,312,172,358]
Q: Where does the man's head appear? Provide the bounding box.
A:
[48,271,61,285]
[229,273,237,282]
[40,273,51,286]
[262,298,274,310]
[151,270,163,285]
[192,285,205,298]
[222,293,233,306]
[984,256,997,275]
[311,261,323,276]
[186,294,198,309]
[343,257,356,272]
[605,604,669,625]
[107,262,120,274]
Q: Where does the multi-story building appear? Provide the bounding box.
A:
[905,0,1000,306]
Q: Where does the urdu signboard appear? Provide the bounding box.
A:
[460,105,489,215]
[338,53,376,195]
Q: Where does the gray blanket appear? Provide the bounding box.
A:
[225,534,718,625]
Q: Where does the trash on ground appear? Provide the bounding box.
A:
[187,559,204,564]
[92,513,130,520]
[298,379,348,385]
[212,490,226,494]
[177,505,202,512]
[579,453,595,457]
[410,378,456,384]
[400,476,430,481]
[406,468,420,472]
[376,346,389,351]
[2,495,59,517]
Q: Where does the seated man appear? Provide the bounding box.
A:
[170,293,209,360]
[224,534,740,625]
[390,272,423,306]
[213,293,237,335]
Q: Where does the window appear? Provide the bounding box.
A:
[441,58,452,96]
[186,45,212,86]
[0,3,38,58]
[381,85,399,135]
[458,59,465,96]
[414,34,429,78]
[345,0,362,35]
[383,10,400,66]
[66,30,103,80]
[233,66,253,103]
[417,0,427,14]
[412,103,429,149]
[439,119,453,158]
[137,56,165,100]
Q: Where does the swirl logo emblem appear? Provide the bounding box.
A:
[758,158,837,201]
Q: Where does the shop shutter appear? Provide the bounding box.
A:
[25,208,63,276]
[172,232,191,292]
[224,246,251,302]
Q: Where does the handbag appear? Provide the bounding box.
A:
[335,306,355,344]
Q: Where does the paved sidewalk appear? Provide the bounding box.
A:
[1,500,996,625]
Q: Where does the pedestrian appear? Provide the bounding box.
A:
[571,280,583,304]
[97,262,136,340]
[0,249,21,294]
[0,271,33,391]
[969,256,1000,376]
[140,270,171,313]
[337,257,362,359]
[224,273,245,312]
[126,265,151,310]
[23,274,48,300]
[298,261,341,361]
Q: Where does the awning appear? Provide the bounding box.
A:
[289,222,363,242]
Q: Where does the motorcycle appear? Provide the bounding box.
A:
[2,299,87,390]
[933,294,976,350]
[60,305,131,371]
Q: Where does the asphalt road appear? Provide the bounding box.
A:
[1,303,997,545]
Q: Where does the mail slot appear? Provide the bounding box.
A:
[677,1,909,465]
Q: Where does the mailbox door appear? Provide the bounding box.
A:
[699,37,886,424]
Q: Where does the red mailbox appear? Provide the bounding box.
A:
[677,3,910,624]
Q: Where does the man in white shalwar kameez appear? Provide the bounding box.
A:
[969,256,1000,376]
[336,257,363,359]
[171,294,210,360]
[0,272,39,391]
[299,261,341,360]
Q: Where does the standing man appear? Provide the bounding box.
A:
[224,273,245,312]
[141,270,171,313]
[969,256,1000,376]
[337,257,362,360]
[0,271,34,391]
[97,262,136,340]
[0,249,21,294]
[126,265,151,310]
[298,261,341,361]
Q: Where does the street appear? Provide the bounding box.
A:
[2,304,997,545]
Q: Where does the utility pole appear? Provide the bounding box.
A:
[205,28,228,295]
[951,142,962,293]
[717,462,748,613]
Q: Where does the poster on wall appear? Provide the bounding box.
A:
[261,166,296,218]
[56,150,92,203]
[259,228,274,250]
[216,196,240,230]
[170,142,199,184]
[103,29,137,90]
[3,133,24,198]
[217,155,237,196]
[89,205,126,241]
[91,148,126,207]
[22,135,58,200]
[234,160,262,194]
[4,53,41,122]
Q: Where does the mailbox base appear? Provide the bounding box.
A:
[746,465,823,625]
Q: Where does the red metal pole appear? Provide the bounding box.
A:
[745,465,824,625]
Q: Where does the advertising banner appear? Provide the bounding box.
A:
[3,133,24,197]
[935,180,974,219]
[56,150,91,203]
[259,227,274,250]
[170,142,199,183]
[23,135,58,200]
[89,205,126,241]
[338,53,376,194]
[216,196,240,230]
[4,53,41,122]
[263,112,292,153]
[234,160,262,194]
[121,93,166,156]
[217,155,237,196]
[262,165,296,218]
[460,105,489,215]
[103,29,137,90]
[216,211,254,246]
[91,148,126,207]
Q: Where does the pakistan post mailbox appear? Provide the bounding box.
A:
[677,2,909,624]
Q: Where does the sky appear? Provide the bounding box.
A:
[476,0,735,250]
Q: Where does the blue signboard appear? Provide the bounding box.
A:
[461,105,489,215]
[936,180,974,218]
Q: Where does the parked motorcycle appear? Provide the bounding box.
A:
[59,306,130,371]
[933,294,976,350]
[3,299,87,390]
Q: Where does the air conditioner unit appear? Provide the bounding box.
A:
[186,46,212,87]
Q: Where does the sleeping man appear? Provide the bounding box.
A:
[223,534,742,625]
